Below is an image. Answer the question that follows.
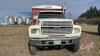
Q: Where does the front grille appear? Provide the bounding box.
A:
[42,21,72,26]
[41,27,72,34]
[41,21,73,34]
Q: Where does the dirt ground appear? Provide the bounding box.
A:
[0,24,100,56]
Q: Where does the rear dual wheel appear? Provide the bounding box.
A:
[98,24,100,35]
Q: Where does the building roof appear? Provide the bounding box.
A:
[32,5,65,9]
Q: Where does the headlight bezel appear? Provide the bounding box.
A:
[31,29,38,33]
[74,28,80,33]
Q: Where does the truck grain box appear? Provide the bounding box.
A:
[28,5,81,55]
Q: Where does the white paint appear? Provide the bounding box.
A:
[29,19,81,38]
[32,5,65,9]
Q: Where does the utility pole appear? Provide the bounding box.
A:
[58,0,61,6]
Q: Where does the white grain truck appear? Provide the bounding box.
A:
[28,5,81,55]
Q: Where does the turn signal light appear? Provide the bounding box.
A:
[32,19,39,25]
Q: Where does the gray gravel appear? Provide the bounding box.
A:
[0,24,100,56]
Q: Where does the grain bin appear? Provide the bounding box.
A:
[16,16,23,24]
[6,16,15,24]
[25,16,31,24]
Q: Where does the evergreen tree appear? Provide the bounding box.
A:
[97,9,100,17]
[93,6,98,17]
[79,6,100,18]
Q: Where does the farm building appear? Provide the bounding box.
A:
[5,16,31,25]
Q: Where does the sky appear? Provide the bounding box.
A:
[0,0,100,23]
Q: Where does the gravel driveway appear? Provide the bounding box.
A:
[0,24,100,56]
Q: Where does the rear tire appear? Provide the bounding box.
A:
[98,24,100,35]
[28,43,37,55]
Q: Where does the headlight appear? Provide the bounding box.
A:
[31,29,37,33]
[74,28,80,33]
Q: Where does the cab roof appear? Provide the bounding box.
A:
[32,5,65,9]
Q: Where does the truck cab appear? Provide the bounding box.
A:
[28,5,81,55]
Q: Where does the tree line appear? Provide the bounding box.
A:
[79,6,100,18]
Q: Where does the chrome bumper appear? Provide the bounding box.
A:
[29,37,80,46]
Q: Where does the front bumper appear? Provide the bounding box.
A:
[29,37,80,46]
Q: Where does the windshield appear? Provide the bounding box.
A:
[38,12,65,19]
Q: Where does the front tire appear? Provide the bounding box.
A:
[28,43,37,55]
[66,43,80,52]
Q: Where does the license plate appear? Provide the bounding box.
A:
[54,40,61,44]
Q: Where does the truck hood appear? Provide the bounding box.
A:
[38,18,73,22]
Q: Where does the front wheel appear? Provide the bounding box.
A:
[28,43,37,55]
[66,43,80,52]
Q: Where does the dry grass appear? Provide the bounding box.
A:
[0,25,29,56]
[0,24,100,56]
